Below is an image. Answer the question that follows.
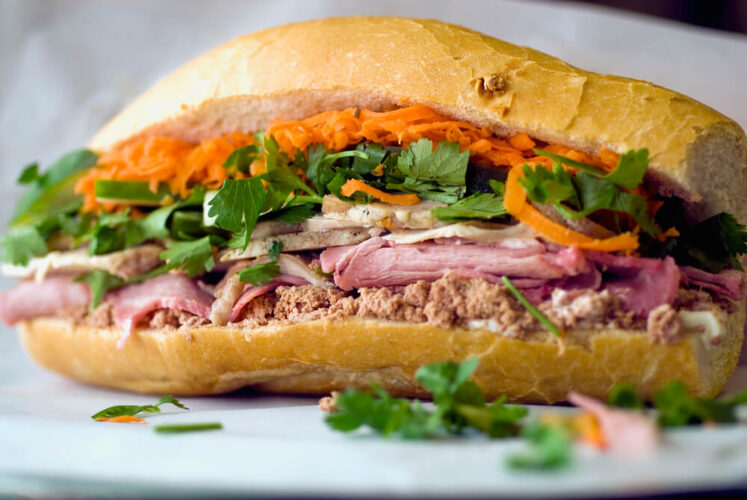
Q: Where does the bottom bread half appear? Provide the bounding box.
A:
[17,312,745,404]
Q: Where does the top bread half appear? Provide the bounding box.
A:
[89,17,747,222]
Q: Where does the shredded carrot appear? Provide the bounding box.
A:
[504,165,639,252]
[340,179,420,205]
[95,415,146,423]
[76,132,256,212]
[508,133,536,151]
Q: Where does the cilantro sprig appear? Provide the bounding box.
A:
[326,357,527,439]
[91,394,188,420]
[520,148,658,237]
[431,180,506,223]
[607,381,747,426]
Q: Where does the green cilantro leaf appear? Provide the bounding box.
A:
[669,212,747,272]
[350,143,388,175]
[564,172,659,237]
[17,163,40,184]
[238,261,280,286]
[260,203,317,225]
[268,240,283,261]
[75,270,125,310]
[605,149,649,189]
[326,383,434,439]
[91,394,188,420]
[0,226,48,265]
[325,358,528,440]
[507,421,574,470]
[223,145,262,174]
[457,396,528,438]
[519,163,577,207]
[303,144,369,196]
[208,177,267,250]
[264,136,317,198]
[160,236,215,277]
[653,382,747,427]
[606,382,644,410]
[396,138,469,186]
[430,180,507,223]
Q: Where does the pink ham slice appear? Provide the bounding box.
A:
[108,273,214,348]
[320,238,589,292]
[229,275,308,323]
[0,275,90,325]
[568,392,659,456]
[586,251,680,318]
[680,266,747,301]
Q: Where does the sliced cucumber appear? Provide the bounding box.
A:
[94,180,173,205]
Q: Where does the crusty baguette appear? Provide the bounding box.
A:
[18,310,744,403]
[88,17,747,222]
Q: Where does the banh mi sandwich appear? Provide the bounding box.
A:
[1,17,745,404]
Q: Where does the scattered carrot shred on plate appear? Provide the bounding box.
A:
[340,179,421,205]
[95,415,146,423]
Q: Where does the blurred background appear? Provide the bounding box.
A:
[568,0,747,32]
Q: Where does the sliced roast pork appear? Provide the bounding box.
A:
[0,275,90,325]
[320,237,589,291]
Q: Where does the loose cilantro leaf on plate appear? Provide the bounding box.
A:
[91,394,188,420]
[160,236,215,278]
[208,177,267,250]
[326,384,434,439]
[326,358,526,440]
[606,382,644,410]
[653,382,747,427]
[0,226,48,265]
[507,421,574,470]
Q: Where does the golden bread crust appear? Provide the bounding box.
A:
[88,17,747,221]
[19,311,744,403]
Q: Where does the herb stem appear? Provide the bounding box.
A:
[154,422,223,434]
[501,276,564,339]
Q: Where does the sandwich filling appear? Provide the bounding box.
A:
[2,105,745,348]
